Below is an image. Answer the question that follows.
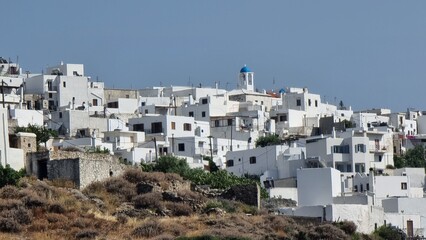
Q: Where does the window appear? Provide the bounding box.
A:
[183,123,191,131]
[202,111,206,117]
[145,109,148,114]
[49,93,53,98]
[47,80,53,91]
[126,95,129,98]
[226,160,234,167]
[63,81,66,88]
[141,102,146,106]
[261,101,264,105]
[178,143,185,151]
[279,115,287,122]
[228,119,233,126]
[202,98,208,104]
[189,111,194,117]
[354,185,358,192]
[93,99,98,106]
[151,122,163,133]
[59,112,62,118]
[360,184,364,192]
[249,156,256,164]
[355,144,366,153]
[366,183,369,191]
[215,120,220,127]
[378,155,382,162]
[171,122,176,130]
[133,124,144,132]
[315,100,318,107]
[333,145,350,154]
[401,182,407,190]
[296,99,301,106]
[107,101,118,108]
[308,99,311,106]
[198,141,204,147]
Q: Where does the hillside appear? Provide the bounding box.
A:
[0,168,381,240]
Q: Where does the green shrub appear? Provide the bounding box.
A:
[374,225,404,240]
[154,155,190,174]
[255,134,281,147]
[204,200,223,210]
[0,165,25,188]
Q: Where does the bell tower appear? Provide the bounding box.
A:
[239,65,254,91]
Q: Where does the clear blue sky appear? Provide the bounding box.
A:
[3,1,426,112]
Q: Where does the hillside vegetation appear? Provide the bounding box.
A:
[0,157,403,239]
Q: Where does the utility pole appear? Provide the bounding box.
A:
[208,136,213,162]
[171,134,175,155]
[230,119,233,151]
[153,137,158,162]
[1,80,5,108]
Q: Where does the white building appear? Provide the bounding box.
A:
[305,128,394,174]
[49,109,108,138]
[25,62,105,112]
[0,108,25,170]
[226,144,305,177]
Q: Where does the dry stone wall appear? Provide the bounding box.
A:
[47,151,127,189]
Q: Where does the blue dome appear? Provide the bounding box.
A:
[240,65,252,73]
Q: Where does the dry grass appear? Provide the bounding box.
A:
[134,192,163,210]
[122,168,145,184]
[0,173,361,240]
[132,219,164,238]
[165,202,193,216]
[48,179,76,189]
[0,185,20,199]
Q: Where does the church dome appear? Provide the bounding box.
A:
[240,65,252,73]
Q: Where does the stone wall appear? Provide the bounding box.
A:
[47,158,80,186]
[26,151,50,177]
[78,158,126,189]
[221,183,260,208]
[104,89,139,101]
[40,150,127,189]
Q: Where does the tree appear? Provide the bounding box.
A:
[203,156,219,173]
[394,145,426,169]
[153,155,190,174]
[255,134,281,148]
[341,119,353,129]
[15,124,58,148]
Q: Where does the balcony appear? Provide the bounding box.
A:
[369,145,387,153]
[144,128,164,135]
